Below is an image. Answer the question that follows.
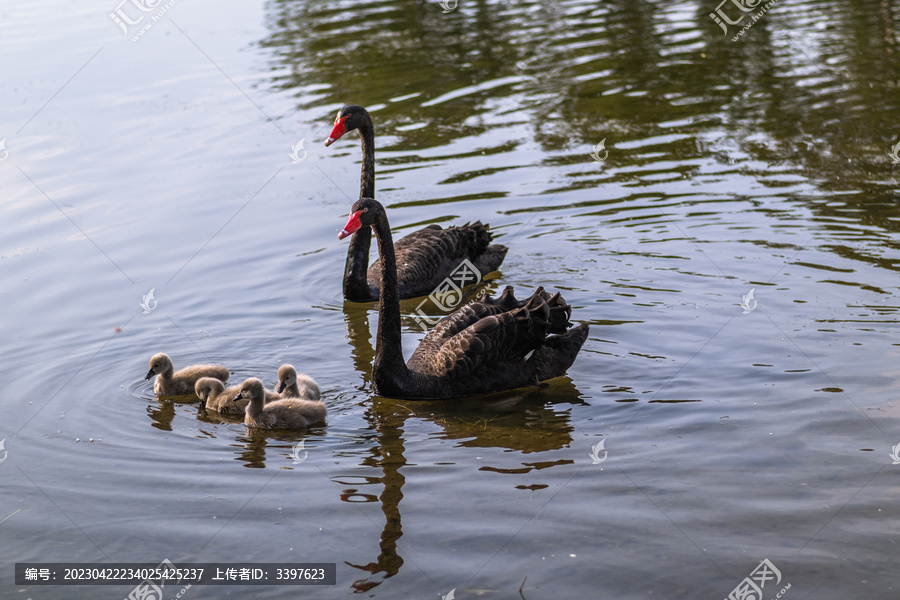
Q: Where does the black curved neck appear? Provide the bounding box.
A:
[371,212,409,387]
[343,226,374,300]
[358,115,375,199]
[343,114,377,300]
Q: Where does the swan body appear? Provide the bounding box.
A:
[234,378,327,429]
[145,353,229,396]
[277,364,321,401]
[339,198,589,399]
[325,105,507,301]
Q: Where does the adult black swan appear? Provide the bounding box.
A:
[325,105,507,302]
[338,198,589,399]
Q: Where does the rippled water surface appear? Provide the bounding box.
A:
[3,0,900,598]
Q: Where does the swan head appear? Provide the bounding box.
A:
[338,197,383,239]
[277,364,297,393]
[195,377,225,401]
[145,353,173,379]
[324,105,369,146]
[232,377,265,402]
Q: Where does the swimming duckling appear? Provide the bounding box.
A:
[233,378,326,429]
[276,364,321,401]
[145,353,229,396]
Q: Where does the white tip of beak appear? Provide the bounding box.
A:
[324,137,335,146]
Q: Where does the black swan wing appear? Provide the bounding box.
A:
[408,288,575,380]
[368,223,505,298]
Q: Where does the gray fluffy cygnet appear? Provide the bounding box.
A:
[276,364,321,401]
[145,353,229,396]
[233,378,326,429]
[195,377,279,415]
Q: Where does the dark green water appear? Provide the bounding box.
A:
[2,0,900,598]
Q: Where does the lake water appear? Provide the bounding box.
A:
[2,0,900,598]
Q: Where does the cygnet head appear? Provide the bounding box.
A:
[195,377,225,402]
[145,353,173,380]
[233,378,266,403]
[276,365,297,394]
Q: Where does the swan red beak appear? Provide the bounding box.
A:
[324,115,348,146]
[339,210,364,240]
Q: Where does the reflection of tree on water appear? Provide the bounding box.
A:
[263,0,900,271]
[339,300,581,592]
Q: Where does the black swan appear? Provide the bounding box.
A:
[324,105,508,302]
[338,198,589,399]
